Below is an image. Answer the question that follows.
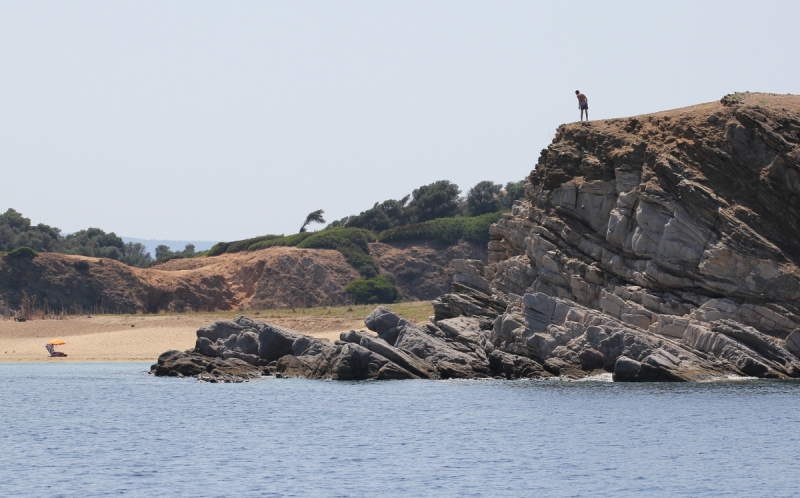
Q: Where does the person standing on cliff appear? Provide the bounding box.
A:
[576,90,588,122]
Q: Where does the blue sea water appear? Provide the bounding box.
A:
[1,363,800,497]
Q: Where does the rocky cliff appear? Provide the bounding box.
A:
[152,92,800,383]
[461,92,800,380]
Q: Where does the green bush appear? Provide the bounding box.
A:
[297,227,375,249]
[0,208,61,252]
[378,211,507,246]
[298,227,379,275]
[229,234,280,253]
[151,243,199,265]
[247,232,313,251]
[207,242,229,257]
[344,275,400,304]
[5,246,39,259]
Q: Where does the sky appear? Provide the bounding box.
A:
[1,1,798,242]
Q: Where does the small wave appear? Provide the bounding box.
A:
[572,373,613,383]
[700,374,760,383]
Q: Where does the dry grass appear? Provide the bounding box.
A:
[30,300,436,326]
[186,301,434,323]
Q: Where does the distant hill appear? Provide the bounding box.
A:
[121,238,218,257]
[0,238,487,313]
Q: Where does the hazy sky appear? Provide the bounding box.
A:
[2,1,798,241]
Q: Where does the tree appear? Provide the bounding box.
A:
[0,209,62,252]
[60,228,125,258]
[154,245,172,260]
[299,209,326,233]
[500,180,526,208]
[119,242,153,268]
[407,180,461,222]
[0,208,154,267]
[341,194,412,232]
[466,180,502,215]
[344,275,400,304]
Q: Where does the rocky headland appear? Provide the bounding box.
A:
[153,92,800,382]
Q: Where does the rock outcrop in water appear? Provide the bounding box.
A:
[153,93,800,382]
[151,309,504,382]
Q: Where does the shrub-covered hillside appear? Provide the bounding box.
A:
[327,179,523,231]
[207,178,523,304]
[0,209,153,267]
[1,177,524,304]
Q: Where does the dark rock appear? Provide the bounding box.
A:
[151,349,262,382]
[196,319,246,343]
[786,329,800,359]
[611,356,642,382]
[339,330,436,379]
[488,350,551,379]
[365,306,406,335]
[258,323,304,362]
[432,282,507,321]
[394,322,491,379]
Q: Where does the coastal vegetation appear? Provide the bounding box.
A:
[4,246,39,260]
[204,178,522,303]
[299,209,326,233]
[0,209,153,267]
[152,243,199,264]
[344,275,400,304]
[1,178,523,304]
[378,211,505,246]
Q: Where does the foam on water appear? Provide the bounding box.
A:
[573,372,614,382]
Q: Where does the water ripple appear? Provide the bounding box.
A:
[1,363,800,497]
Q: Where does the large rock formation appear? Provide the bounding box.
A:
[456,92,800,381]
[151,309,506,381]
[154,92,800,382]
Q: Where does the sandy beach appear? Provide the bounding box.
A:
[0,302,433,363]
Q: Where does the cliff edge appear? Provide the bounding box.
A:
[461,92,800,379]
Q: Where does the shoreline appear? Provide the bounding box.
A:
[0,302,432,363]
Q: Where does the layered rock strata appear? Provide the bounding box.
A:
[151,309,508,382]
[451,92,800,381]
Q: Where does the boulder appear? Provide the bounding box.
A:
[150,349,262,382]
[258,323,305,362]
[488,350,551,379]
[365,306,406,334]
[339,330,437,379]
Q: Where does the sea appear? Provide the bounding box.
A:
[2,363,800,497]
